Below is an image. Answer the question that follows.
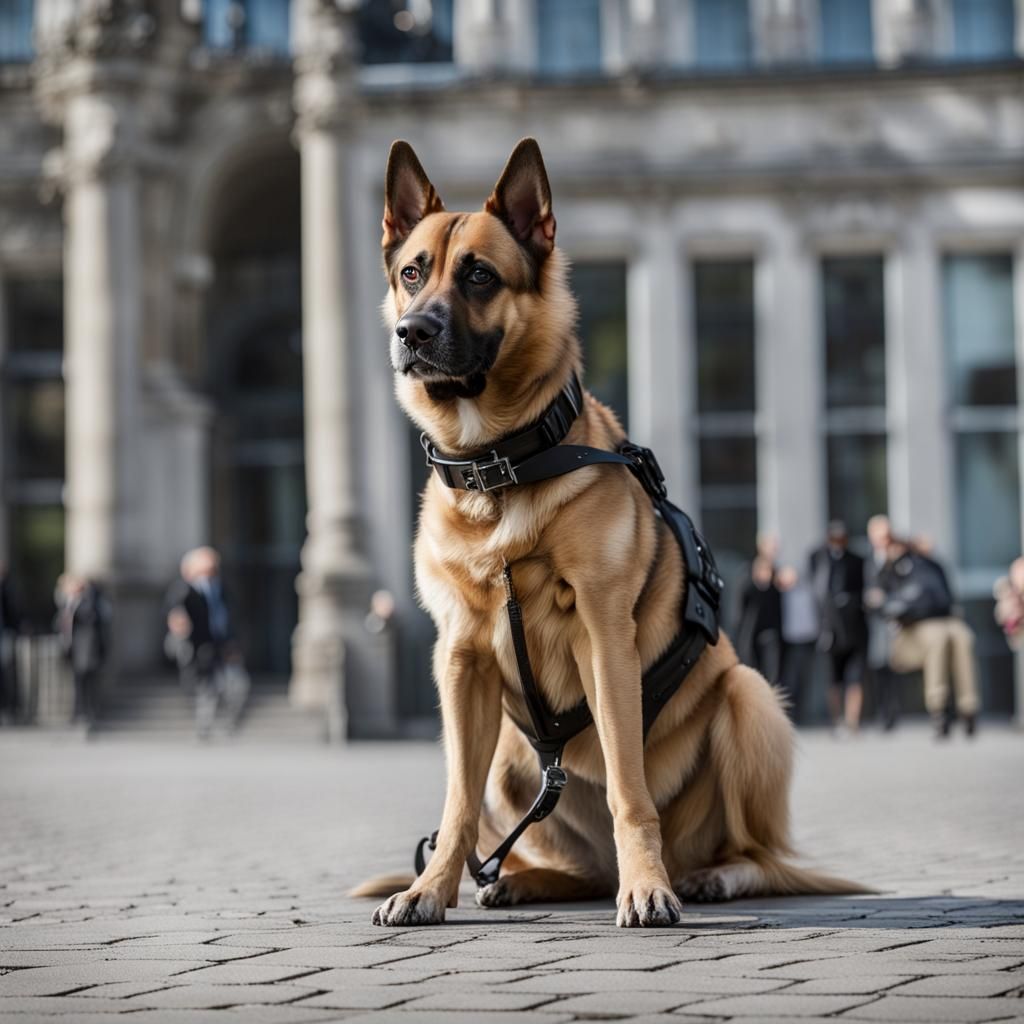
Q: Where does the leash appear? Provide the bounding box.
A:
[413,377,723,889]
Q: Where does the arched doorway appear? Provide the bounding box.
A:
[205,148,304,678]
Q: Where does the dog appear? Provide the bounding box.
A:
[355,138,865,927]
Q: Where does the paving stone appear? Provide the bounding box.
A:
[784,975,917,995]
[494,970,793,995]
[253,946,434,969]
[333,1013,573,1024]
[0,960,201,995]
[538,989,702,1014]
[890,972,1023,997]
[844,995,1024,1021]
[123,982,323,1009]
[171,961,328,985]
[685,992,878,1016]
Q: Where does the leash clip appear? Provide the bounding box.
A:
[620,443,668,500]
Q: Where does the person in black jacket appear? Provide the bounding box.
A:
[737,555,783,684]
[877,538,979,738]
[810,520,868,734]
[55,574,110,725]
[165,547,248,739]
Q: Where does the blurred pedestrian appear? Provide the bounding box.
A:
[864,515,899,731]
[993,556,1024,650]
[737,555,782,683]
[0,563,21,724]
[165,547,249,740]
[878,538,979,738]
[55,574,110,726]
[810,520,868,734]
[777,565,818,724]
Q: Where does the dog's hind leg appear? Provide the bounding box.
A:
[477,869,612,908]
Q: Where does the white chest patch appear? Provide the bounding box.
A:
[455,399,489,450]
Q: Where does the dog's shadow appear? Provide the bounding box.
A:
[442,893,1024,930]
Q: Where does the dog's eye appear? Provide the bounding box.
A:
[468,266,494,286]
[401,266,420,284]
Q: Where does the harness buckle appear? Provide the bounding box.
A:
[463,452,518,492]
[620,443,668,500]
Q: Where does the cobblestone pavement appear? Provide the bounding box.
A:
[1,725,1023,1023]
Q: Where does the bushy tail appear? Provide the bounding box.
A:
[763,859,876,896]
[347,873,416,899]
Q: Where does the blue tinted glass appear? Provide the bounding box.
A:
[951,0,1015,59]
[537,0,603,75]
[358,0,454,64]
[0,0,33,61]
[204,0,234,48]
[820,0,873,63]
[247,0,290,54]
[693,0,751,69]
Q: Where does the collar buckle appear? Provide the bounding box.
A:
[463,452,518,492]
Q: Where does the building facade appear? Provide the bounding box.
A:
[0,0,1022,733]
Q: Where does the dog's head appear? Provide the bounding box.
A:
[381,139,578,449]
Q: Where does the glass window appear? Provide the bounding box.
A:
[820,0,873,63]
[8,505,64,631]
[950,0,1015,61]
[698,435,758,559]
[827,433,887,538]
[7,380,64,482]
[0,0,33,63]
[537,0,603,75]
[358,0,454,65]
[572,262,629,430]
[823,256,885,409]
[6,278,63,354]
[955,431,1021,570]
[693,0,751,70]
[694,260,756,414]
[944,253,1016,408]
[204,0,291,54]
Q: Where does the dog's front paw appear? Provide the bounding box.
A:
[372,888,447,926]
[616,881,682,928]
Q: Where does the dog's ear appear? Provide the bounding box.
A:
[484,138,556,262]
[382,141,445,251]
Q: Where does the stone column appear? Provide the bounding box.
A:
[454,0,508,73]
[290,0,374,739]
[34,2,157,671]
[758,217,823,567]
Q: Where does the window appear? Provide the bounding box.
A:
[2,276,65,630]
[822,256,887,536]
[572,262,629,428]
[358,0,454,65]
[819,0,873,64]
[537,0,603,76]
[944,253,1016,407]
[943,251,1019,714]
[949,0,1015,61]
[0,0,32,62]
[204,0,291,56]
[693,0,751,70]
[693,259,758,576]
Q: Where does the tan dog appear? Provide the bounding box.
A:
[358,138,863,928]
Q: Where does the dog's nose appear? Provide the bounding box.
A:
[395,312,442,351]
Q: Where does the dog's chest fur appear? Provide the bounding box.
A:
[415,474,600,717]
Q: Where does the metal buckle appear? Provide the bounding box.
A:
[462,452,518,492]
[620,443,668,499]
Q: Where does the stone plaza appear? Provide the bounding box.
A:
[1,726,1022,1022]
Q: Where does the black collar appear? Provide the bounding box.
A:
[421,375,584,493]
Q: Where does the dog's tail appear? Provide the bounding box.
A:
[347,873,416,899]
[764,859,876,896]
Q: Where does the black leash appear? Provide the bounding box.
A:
[413,377,723,889]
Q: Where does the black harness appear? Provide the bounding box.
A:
[414,375,724,888]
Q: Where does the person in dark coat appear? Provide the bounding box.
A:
[55,574,110,725]
[0,564,21,723]
[810,520,868,734]
[737,555,783,684]
[165,547,248,739]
